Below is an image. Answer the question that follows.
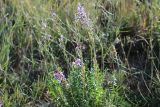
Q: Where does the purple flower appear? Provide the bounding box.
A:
[75,2,91,27]
[53,70,65,83]
[72,58,83,67]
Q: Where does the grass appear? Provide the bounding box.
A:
[0,0,160,106]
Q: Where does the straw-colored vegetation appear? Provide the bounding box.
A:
[0,0,160,106]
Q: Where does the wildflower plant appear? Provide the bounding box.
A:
[1,0,159,106]
[53,69,65,83]
[48,63,129,107]
[49,66,105,107]
[75,2,92,28]
[72,58,83,67]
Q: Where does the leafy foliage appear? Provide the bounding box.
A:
[0,0,160,106]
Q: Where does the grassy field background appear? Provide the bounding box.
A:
[0,0,160,106]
